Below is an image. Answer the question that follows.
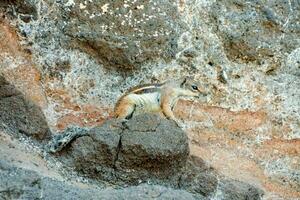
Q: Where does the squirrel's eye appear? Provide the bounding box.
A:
[191,85,198,90]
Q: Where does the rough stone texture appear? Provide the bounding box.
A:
[0,161,199,200]
[0,162,42,200]
[0,0,299,199]
[57,120,122,181]
[117,114,189,174]
[1,0,38,22]
[0,76,50,140]
[215,179,264,200]
[51,114,262,199]
[210,0,300,65]
[99,184,199,200]
[57,114,189,185]
[61,0,183,69]
[179,156,218,197]
[0,19,47,108]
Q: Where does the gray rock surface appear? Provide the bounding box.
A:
[117,114,189,174]
[179,156,218,197]
[16,0,183,69]
[61,0,183,69]
[52,114,262,199]
[57,114,189,184]
[0,76,50,140]
[210,0,300,65]
[0,161,199,200]
[58,120,122,181]
[216,179,264,200]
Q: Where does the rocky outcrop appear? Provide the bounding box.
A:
[62,0,183,69]
[210,0,300,66]
[55,115,189,185]
[0,0,299,199]
[0,76,50,140]
[0,161,199,200]
[50,114,263,199]
[14,0,183,69]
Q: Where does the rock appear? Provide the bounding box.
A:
[217,179,264,200]
[53,114,263,199]
[284,47,300,76]
[0,0,38,22]
[99,184,199,200]
[58,114,189,184]
[60,0,183,69]
[1,0,298,198]
[14,0,38,21]
[0,76,50,140]
[0,162,41,199]
[58,120,122,181]
[210,0,300,64]
[179,156,218,197]
[0,76,19,98]
[0,161,199,200]
[116,114,189,174]
[45,126,90,153]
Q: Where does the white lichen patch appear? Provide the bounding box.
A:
[79,3,86,9]
[136,5,144,10]
[89,14,95,19]
[101,3,109,13]
[65,0,75,7]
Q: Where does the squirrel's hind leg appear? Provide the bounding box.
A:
[114,99,136,120]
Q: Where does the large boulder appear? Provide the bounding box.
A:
[53,114,263,199]
[60,0,183,69]
[57,114,189,184]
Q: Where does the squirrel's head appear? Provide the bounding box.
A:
[179,76,208,97]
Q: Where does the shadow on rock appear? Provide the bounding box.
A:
[55,114,189,184]
[0,75,50,140]
[52,114,264,199]
[0,160,198,200]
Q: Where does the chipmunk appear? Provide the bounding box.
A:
[47,77,206,153]
[114,76,207,124]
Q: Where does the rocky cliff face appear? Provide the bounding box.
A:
[0,0,299,199]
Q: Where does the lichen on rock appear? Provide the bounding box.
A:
[0,0,299,199]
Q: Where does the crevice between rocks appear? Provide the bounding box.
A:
[44,115,264,199]
[113,132,123,170]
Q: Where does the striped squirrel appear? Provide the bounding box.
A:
[46,76,206,153]
[114,76,207,124]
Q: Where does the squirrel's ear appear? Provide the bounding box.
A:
[180,77,187,87]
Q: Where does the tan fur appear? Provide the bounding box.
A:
[114,77,206,122]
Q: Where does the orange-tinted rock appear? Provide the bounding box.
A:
[175,99,267,132]
[0,19,47,108]
[174,99,300,199]
[56,105,112,131]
